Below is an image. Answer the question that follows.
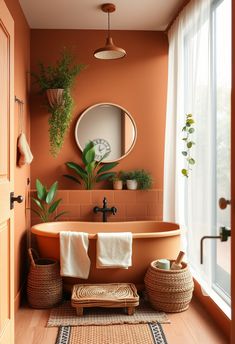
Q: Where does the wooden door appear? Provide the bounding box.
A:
[0,1,14,343]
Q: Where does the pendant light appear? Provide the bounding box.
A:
[94,3,126,60]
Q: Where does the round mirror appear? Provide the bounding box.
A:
[75,103,137,162]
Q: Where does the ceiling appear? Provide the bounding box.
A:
[19,0,186,31]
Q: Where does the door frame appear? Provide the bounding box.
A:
[0,0,14,343]
[231,1,235,342]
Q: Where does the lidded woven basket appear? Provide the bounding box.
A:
[27,248,63,309]
[144,260,194,313]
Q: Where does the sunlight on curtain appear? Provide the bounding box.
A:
[164,0,215,288]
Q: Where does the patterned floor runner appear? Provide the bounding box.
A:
[55,323,168,344]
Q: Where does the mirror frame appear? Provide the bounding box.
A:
[75,102,137,163]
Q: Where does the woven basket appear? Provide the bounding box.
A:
[144,260,194,313]
[27,248,63,309]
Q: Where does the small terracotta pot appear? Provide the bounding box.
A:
[126,179,138,190]
[46,89,64,107]
[113,180,123,190]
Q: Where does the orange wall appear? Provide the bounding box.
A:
[4,0,31,305]
[30,30,168,190]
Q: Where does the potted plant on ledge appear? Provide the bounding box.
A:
[110,171,125,190]
[31,49,86,157]
[122,169,153,190]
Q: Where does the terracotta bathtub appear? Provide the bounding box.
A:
[31,221,182,291]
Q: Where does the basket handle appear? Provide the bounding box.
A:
[28,248,39,267]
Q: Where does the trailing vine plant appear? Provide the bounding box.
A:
[181,114,195,177]
[48,89,73,157]
[31,49,86,157]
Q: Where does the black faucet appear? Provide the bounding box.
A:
[93,197,117,222]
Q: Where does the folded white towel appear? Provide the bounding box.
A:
[96,232,132,269]
[18,132,33,167]
[59,231,90,279]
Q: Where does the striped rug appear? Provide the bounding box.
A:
[55,323,168,344]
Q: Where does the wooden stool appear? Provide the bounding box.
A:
[71,283,139,316]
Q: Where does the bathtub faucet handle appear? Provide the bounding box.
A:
[93,206,99,214]
[111,207,117,215]
[103,197,107,207]
[93,198,118,222]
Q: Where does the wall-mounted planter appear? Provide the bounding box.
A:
[126,179,138,190]
[46,88,64,108]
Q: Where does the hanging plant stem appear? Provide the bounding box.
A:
[181,114,195,177]
[48,89,73,157]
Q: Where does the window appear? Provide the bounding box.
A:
[184,0,231,305]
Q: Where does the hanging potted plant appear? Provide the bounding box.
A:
[31,49,86,157]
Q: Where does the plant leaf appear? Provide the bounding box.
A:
[45,181,58,204]
[48,199,61,214]
[96,172,116,182]
[85,161,95,174]
[36,179,47,200]
[82,141,94,164]
[32,197,44,210]
[54,211,68,220]
[66,162,87,180]
[182,151,188,156]
[85,147,95,164]
[189,158,195,165]
[186,119,194,125]
[63,174,81,184]
[187,142,193,148]
[29,208,42,218]
[181,169,188,177]
[94,152,110,171]
[97,162,119,175]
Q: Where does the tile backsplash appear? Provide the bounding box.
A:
[31,189,163,225]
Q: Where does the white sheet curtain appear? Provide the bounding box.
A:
[163,0,214,285]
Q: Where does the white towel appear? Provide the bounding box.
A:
[18,132,33,167]
[59,231,90,279]
[96,232,132,269]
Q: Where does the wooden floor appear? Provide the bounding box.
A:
[15,297,229,344]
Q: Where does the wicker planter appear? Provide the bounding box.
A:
[144,260,194,313]
[46,88,64,107]
[27,248,63,309]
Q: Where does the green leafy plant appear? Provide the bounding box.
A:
[64,141,118,190]
[31,49,86,157]
[121,169,153,190]
[181,113,196,177]
[32,49,86,92]
[30,179,67,222]
[109,171,125,182]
